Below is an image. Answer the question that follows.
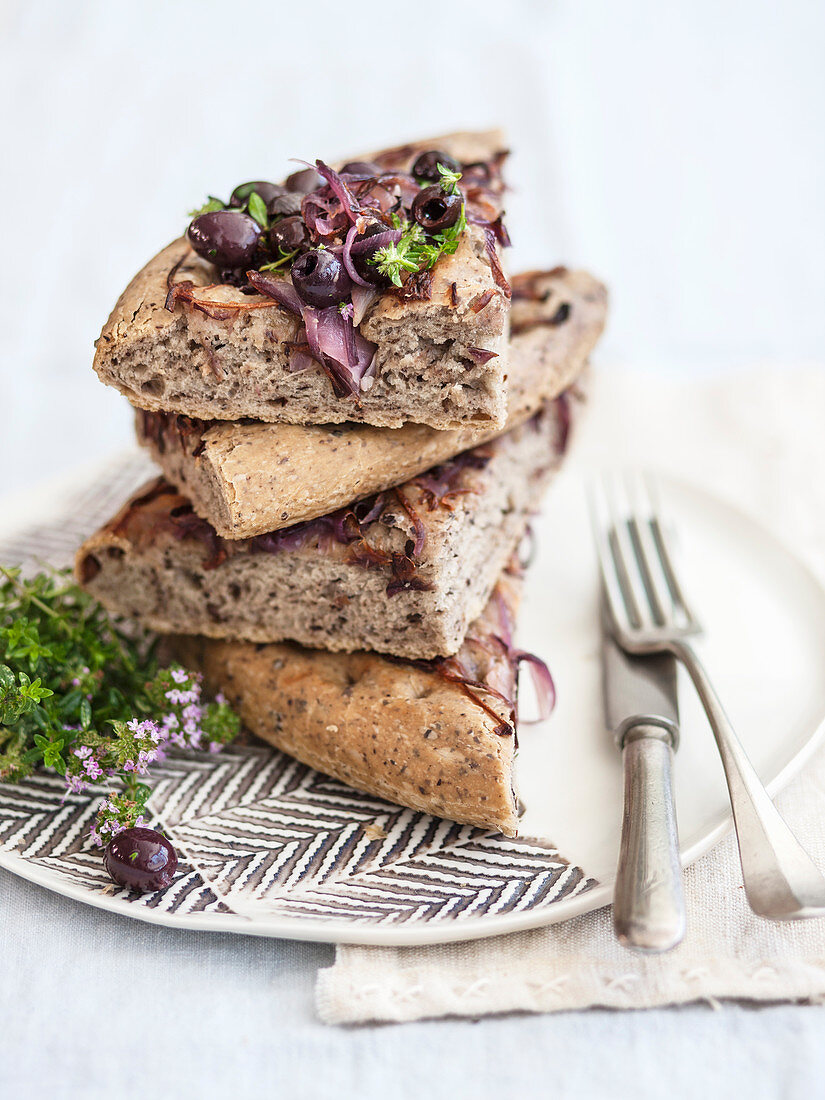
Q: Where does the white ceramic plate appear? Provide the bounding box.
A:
[1,456,824,945]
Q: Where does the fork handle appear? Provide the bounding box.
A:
[614,726,686,952]
[674,640,825,919]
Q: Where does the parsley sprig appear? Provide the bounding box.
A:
[368,167,467,287]
[0,566,239,845]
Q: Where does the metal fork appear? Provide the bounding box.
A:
[589,473,825,921]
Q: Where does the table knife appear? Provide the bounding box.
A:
[602,610,686,952]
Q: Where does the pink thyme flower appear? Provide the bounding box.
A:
[165,688,199,706]
[63,774,87,797]
[171,668,189,684]
[84,758,103,780]
[215,693,227,705]
[73,745,93,760]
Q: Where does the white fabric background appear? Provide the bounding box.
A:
[1,0,824,493]
[1,1,825,1095]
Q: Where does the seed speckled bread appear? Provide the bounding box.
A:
[170,568,527,835]
[136,268,606,539]
[93,131,512,431]
[76,404,569,659]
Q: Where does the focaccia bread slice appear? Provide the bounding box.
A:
[76,403,569,660]
[137,267,606,539]
[94,131,513,431]
[171,567,537,836]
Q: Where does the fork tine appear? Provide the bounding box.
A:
[643,475,699,627]
[586,481,633,635]
[601,474,655,629]
[625,473,677,624]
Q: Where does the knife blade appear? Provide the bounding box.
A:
[602,629,680,750]
[601,604,685,953]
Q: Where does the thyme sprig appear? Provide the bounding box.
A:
[0,566,239,844]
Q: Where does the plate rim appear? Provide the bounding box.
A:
[2,464,825,946]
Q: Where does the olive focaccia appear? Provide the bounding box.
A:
[94,131,515,431]
[171,565,553,837]
[136,267,606,540]
[76,399,573,661]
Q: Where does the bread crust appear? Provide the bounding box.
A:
[170,568,524,836]
[77,406,568,659]
[93,131,513,430]
[136,268,606,539]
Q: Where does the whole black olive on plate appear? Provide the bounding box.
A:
[104,827,178,893]
[411,150,461,182]
[285,167,324,194]
[291,248,352,307]
[411,187,462,233]
[188,210,262,268]
[229,181,287,207]
[267,192,304,219]
[269,215,309,255]
[339,160,379,178]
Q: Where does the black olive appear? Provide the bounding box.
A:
[229,181,287,207]
[291,249,352,307]
[269,215,309,255]
[285,167,323,194]
[339,160,379,178]
[217,267,247,287]
[267,192,304,219]
[411,150,461,182]
[104,827,178,893]
[411,187,462,233]
[187,210,262,268]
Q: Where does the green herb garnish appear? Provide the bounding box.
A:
[247,191,269,230]
[259,248,299,273]
[368,205,467,287]
[187,196,225,218]
[437,163,463,195]
[0,566,239,846]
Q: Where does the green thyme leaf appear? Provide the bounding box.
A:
[247,191,269,230]
[437,163,463,195]
[259,249,298,273]
[187,196,225,218]
[367,204,466,286]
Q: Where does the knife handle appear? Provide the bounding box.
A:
[613,725,685,953]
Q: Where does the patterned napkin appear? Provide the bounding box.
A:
[316,365,825,1024]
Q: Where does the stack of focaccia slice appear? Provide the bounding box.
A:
[78,131,607,835]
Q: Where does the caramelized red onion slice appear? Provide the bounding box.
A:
[351,285,379,327]
[513,650,556,723]
[246,269,303,315]
[303,305,376,399]
[350,228,402,253]
[314,159,361,224]
[342,225,375,289]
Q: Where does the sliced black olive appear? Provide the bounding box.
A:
[339,160,380,178]
[291,249,352,307]
[269,215,309,255]
[411,150,461,182]
[267,192,304,219]
[285,167,324,194]
[411,187,462,233]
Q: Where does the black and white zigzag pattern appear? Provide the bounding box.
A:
[0,455,598,932]
[0,746,595,926]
